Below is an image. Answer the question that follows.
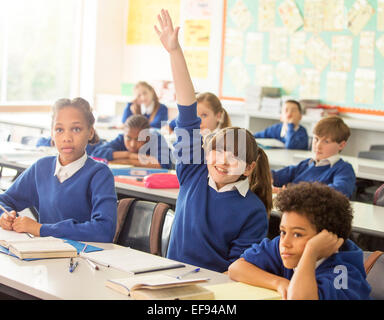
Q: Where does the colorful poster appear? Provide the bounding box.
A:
[354,68,376,104]
[278,0,303,33]
[184,20,210,47]
[347,0,375,36]
[326,72,347,103]
[300,69,321,99]
[331,35,353,72]
[184,50,209,79]
[359,31,375,67]
[224,28,244,57]
[229,0,253,31]
[323,0,345,31]
[290,32,306,65]
[303,0,324,33]
[258,0,276,31]
[245,33,263,65]
[306,36,331,71]
[126,0,180,45]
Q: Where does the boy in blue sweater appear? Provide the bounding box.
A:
[254,100,308,150]
[229,182,371,300]
[155,10,272,272]
[272,116,355,198]
[91,114,172,169]
[0,98,117,242]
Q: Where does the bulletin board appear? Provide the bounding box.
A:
[219,0,384,115]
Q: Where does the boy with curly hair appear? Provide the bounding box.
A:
[228,182,371,300]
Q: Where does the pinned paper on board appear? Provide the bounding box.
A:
[303,0,324,33]
[278,0,303,34]
[347,0,375,36]
[229,0,253,31]
[323,0,345,31]
[269,28,288,61]
[290,32,306,65]
[376,34,384,57]
[306,36,331,71]
[359,31,375,67]
[185,0,213,18]
[331,35,353,72]
[326,71,347,103]
[184,20,211,47]
[258,0,276,31]
[378,0,384,31]
[184,50,209,79]
[227,57,250,94]
[255,64,274,87]
[224,28,244,57]
[300,68,321,99]
[275,61,299,93]
[245,33,264,65]
[354,68,376,104]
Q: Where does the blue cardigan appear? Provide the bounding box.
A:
[242,237,371,300]
[254,123,308,150]
[0,156,117,242]
[166,103,268,272]
[90,130,172,169]
[272,158,356,198]
[121,102,168,129]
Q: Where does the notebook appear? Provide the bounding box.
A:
[256,138,285,149]
[204,282,281,300]
[106,274,210,297]
[82,247,185,275]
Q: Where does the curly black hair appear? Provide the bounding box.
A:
[274,182,353,239]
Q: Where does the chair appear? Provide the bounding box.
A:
[373,183,384,206]
[113,198,175,257]
[358,150,384,161]
[364,251,384,300]
[370,145,384,151]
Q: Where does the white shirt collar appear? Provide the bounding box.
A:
[54,152,88,183]
[142,101,155,115]
[309,154,340,167]
[208,175,250,197]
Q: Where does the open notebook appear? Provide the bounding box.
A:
[255,138,285,149]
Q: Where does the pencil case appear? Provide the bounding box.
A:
[144,173,179,189]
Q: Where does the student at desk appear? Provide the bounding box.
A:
[121,81,168,129]
[253,100,308,150]
[156,10,271,272]
[0,98,117,242]
[91,114,172,169]
[271,116,355,198]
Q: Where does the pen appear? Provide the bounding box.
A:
[85,258,99,271]
[0,205,32,237]
[69,257,74,272]
[70,261,79,273]
[176,267,200,280]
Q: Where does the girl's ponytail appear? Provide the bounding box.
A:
[219,108,232,129]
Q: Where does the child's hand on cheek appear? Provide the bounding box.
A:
[305,229,344,261]
[12,216,42,237]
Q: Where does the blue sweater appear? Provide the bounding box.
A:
[272,158,356,198]
[254,123,308,150]
[90,130,172,169]
[166,103,268,273]
[36,137,104,155]
[0,156,117,242]
[242,237,371,300]
[121,103,168,129]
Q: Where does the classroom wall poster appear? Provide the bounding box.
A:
[224,28,244,57]
[303,0,324,33]
[354,68,376,104]
[359,31,375,67]
[289,32,306,65]
[184,50,209,79]
[300,68,321,99]
[347,0,375,36]
[326,71,347,103]
[245,33,263,65]
[230,0,253,31]
[323,0,345,31]
[277,0,303,34]
[258,0,276,31]
[331,35,353,72]
[378,0,384,31]
[184,19,211,47]
[185,0,213,18]
[305,35,331,71]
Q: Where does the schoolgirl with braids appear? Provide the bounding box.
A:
[156,9,271,272]
[0,97,117,242]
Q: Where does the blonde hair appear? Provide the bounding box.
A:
[134,81,160,123]
[197,92,231,129]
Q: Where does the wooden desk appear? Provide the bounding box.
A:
[0,242,232,300]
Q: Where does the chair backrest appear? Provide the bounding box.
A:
[114,198,175,257]
[363,250,384,300]
[373,183,384,206]
[358,151,384,161]
[370,145,384,151]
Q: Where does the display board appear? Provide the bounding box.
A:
[219,0,384,115]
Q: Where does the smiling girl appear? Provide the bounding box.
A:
[0,98,117,242]
[155,9,271,272]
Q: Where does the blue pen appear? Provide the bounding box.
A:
[70,261,79,273]
[176,267,200,280]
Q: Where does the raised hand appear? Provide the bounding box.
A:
[154,9,180,53]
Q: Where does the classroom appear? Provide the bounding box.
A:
[0,0,384,303]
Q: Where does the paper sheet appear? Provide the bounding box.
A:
[323,0,345,31]
[326,71,347,103]
[269,28,288,61]
[290,32,306,65]
[331,35,353,72]
[359,31,375,67]
[258,0,276,31]
[354,68,376,104]
[227,57,250,94]
[245,33,263,65]
[347,0,375,36]
[376,34,384,57]
[379,0,384,31]
[184,20,210,47]
[275,61,299,93]
[184,0,213,18]
[224,28,244,57]
[304,0,324,33]
[229,0,253,31]
[306,36,331,71]
[300,68,321,99]
[278,0,303,33]
[255,64,274,87]
[184,50,209,79]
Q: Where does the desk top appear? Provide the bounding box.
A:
[0,242,232,300]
